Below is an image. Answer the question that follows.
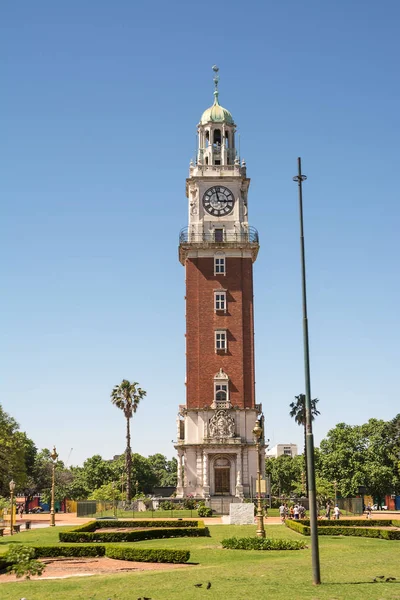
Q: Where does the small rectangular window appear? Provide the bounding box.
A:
[214,291,226,312]
[214,256,226,275]
[215,330,227,352]
[214,229,224,242]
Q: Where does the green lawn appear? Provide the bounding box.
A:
[0,523,399,599]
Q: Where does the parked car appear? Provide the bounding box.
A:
[372,504,388,510]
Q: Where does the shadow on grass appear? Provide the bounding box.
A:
[329,581,399,585]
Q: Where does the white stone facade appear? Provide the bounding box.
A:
[175,407,265,499]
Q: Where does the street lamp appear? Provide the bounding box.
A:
[50,446,58,527]
[9,479,15,536]
[252,421,265,538]
[111,481,116,517]
[334,480,337,506]
[293,158,321,584]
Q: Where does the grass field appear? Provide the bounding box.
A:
[1,523,399,599]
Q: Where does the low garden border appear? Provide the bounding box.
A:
[59,519,209,544]
[1,544,190,567]
[285,519,400,540]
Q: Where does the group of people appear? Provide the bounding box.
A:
[325,501,341,520]
[279,503,306,523]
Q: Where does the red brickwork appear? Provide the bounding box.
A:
[185,256,255,409]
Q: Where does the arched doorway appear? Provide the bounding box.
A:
[214,457,231,495]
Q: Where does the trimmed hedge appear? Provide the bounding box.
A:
[60,526,209,544]
[7,544,188,564]
[106,546,190,564]
[302,519,394,528]
[222,536,306,551]
[33,545,106,558]
[285,520,308,535]
[73,520,201,530]
[285,520,400,540]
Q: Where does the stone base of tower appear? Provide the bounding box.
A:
[174,406,264,500]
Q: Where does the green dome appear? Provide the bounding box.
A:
[200,96,234,125]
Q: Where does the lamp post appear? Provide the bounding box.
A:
[50,446,58,527]
[252,421,265,538]
[334,480,337,506]
[112,481,116,518]
[293,157,321,584]
[9,479,15,536]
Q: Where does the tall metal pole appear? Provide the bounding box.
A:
[293,157,321,585]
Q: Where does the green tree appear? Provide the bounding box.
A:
[264,455,303,497]
[111,380,147,502]
[0,405,36,496]
[79,455,115,492]
[289,393,320,494]
[148,454,178,487]
[88,482,123,502]
[319,419,397,503]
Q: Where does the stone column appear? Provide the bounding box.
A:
[203,451,210,498]
[176,450,184,498]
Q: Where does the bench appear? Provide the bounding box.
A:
[25,521,32,530]
[13,524,21,533]
[0,528,5,537]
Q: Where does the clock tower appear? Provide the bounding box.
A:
[175,67,264,508]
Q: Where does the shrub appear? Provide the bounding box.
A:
[183,498,197,510]
[159,501,174,510]
[6,545,44,580]
[222,536,306,551]
[105,546,190,563]
[198,506,213,517]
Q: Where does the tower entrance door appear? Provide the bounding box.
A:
[214,458,231,495]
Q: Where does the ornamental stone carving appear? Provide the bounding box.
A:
[209,410,235,438]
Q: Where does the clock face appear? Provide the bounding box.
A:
[202,186,234,217]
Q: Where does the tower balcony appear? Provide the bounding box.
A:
[179,226,259,264]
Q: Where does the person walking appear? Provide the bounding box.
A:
[279,503,286,524]
[293,504,300,520]
[334,505,341,520]
[325,501,331,520]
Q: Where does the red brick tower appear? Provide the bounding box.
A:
[175,67,263,504]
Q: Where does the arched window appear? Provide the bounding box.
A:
[205,131,210,147]
[213,129,221,146]
[213,368,230,408]
[215,387,227,405]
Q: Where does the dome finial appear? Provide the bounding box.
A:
[212,65,219,105]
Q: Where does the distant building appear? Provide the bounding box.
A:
[266,444,298,458]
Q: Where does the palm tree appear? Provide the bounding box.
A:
[289,393,320,496]
[111,380,146,502]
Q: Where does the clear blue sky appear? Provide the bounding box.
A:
[2,1,399,466]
